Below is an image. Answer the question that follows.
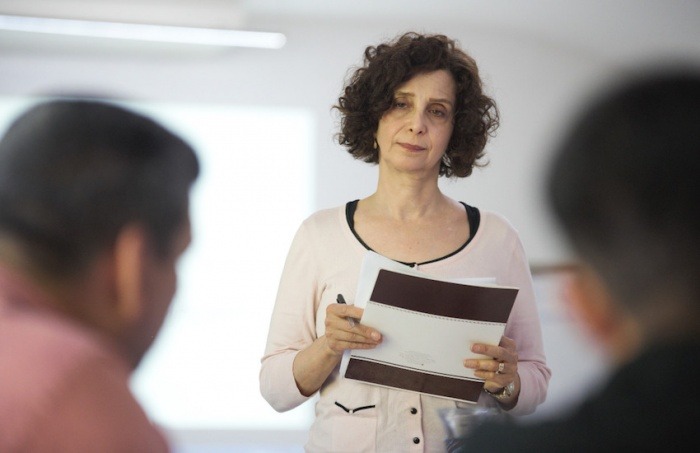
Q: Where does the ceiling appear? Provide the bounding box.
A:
[0,0,699,62]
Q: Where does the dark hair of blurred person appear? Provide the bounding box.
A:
[0,99,199,452]
[457,68,700,452]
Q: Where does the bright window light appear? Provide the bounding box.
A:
[0,97,315,431]
[128,101,315,430]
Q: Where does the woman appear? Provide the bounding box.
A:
[260,32,550,452]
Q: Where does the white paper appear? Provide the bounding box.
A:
[339,251,510,379]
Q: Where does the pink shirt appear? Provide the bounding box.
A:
[0,265,169,453]
[260,206,551,452]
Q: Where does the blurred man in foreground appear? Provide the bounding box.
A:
[0,99,199,452]
[458,69,700,451]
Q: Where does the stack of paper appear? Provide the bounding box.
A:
[340,252,518,403]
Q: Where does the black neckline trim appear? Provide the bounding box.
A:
[345,199,480,266]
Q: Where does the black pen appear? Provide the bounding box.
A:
[336,294,357,327]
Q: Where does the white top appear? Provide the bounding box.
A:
[260,205,551,452]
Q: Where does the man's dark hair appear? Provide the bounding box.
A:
[0,99,200,278]
[547,69,700,310]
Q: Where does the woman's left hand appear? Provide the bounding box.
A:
[463,335,520,407]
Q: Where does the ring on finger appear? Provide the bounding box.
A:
[496,362,505,374]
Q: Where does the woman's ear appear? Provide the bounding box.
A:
[112,224,148,325]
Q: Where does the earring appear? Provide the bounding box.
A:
[373,139,379,151]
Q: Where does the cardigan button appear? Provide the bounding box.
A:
[410,407,417,415]
[413,437,420,444]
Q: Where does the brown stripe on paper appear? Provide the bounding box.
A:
[369,269,517,323]
[345,357,485,403]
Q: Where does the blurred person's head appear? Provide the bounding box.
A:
[335,31,499,178]
[0,99,199,367]
[547,69,700,361]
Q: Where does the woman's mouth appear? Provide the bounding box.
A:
[399,142,425,151]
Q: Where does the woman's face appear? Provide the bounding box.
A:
[375,69,456,178]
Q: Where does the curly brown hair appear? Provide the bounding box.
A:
[335,32,499,178]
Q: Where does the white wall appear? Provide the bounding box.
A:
[2,3,700,450]
[3,5,700,265]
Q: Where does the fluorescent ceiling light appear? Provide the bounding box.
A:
[0,14,286,49]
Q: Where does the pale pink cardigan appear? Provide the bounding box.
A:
[261,206,551,452]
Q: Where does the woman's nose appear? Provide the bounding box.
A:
[407,110,427,134]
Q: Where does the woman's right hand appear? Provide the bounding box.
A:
[324,303,382,355]
[292,303,383,396]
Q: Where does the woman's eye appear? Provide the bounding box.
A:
[392,99,409,109]
[429,107,448,118]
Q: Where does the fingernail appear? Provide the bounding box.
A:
[371,332,381,341]
[464,360,476,368]
[471,345,483,353]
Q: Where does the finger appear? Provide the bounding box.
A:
[474,369,508,385]
[463,358,493,370]
[357,324,382,342]
[325,305,357,330]
[496,361,506,374]
[327,319,381,344]
[327,303,364,324]
[326,303,360,318]
[463,359,503,377]
[325,335,379,355]
[470,343,502,360]
[477,359,505,374]
[341,304,364,320]
[326,329,381,353]
[472,341,517,365]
